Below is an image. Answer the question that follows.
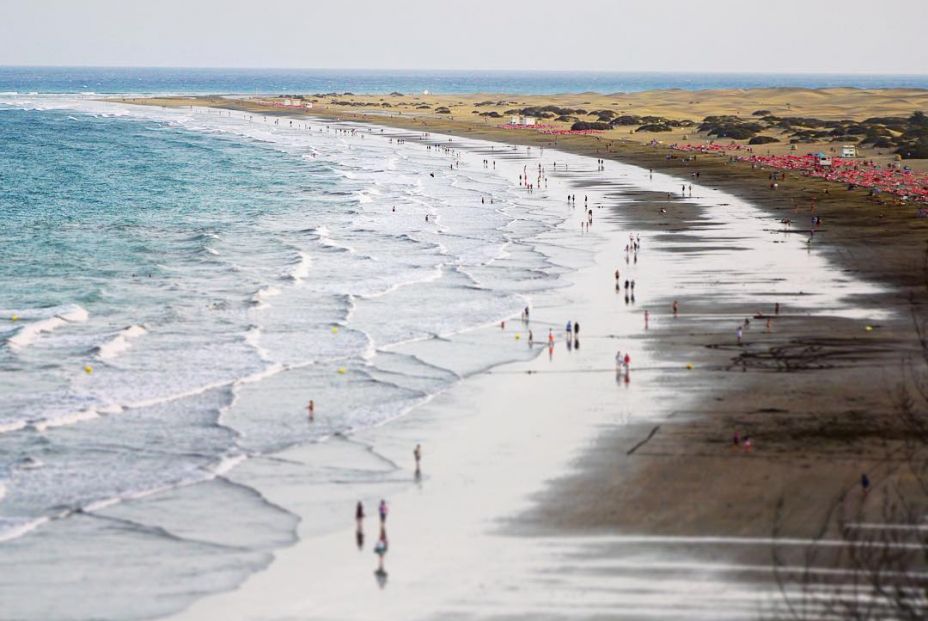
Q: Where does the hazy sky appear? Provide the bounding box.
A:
[2,0,926,74]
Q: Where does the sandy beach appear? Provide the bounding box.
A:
[2,86,925,619]
[120,107,925,618]
[3,0,927,613]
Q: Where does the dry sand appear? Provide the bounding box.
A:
[125,87,928,170]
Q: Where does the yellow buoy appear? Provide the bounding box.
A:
[83,365,94,374]
[865,325,873,332]
[337,367,347,375]
[10,314,19,322]
[515,334,521,340]
[331,326,339,334]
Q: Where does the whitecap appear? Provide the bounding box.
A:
[0,516,49,544]
[311,225,355,253]
[33,407,103,432]
[250,286,281,309]
[96,324,148,360]
[282,251,312,283]
[7,304,90,351]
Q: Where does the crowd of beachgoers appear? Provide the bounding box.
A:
[670,142,928,202]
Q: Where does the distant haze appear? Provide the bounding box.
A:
[2,0,926,75]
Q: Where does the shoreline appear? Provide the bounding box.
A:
[122,93,928,291]
[2,92,923,618]
[156,109,921,618]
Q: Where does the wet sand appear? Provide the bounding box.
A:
[157,113,925,618]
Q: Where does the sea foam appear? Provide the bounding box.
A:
[7,305,89,351]
[96,325,148,360]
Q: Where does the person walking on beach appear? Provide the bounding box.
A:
[356,501,365,530]
[644,310,650,329]
[672,300,679,318]
[615,349,623,370]
[307,400,315,422]
[413,444,422,475]
[548,329,555,346]
[378,499,388,524]
[573,321,580,339]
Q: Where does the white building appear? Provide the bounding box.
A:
[509,115,537,126]
[841,144,857,158]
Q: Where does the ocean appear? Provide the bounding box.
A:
[2,66,928,95]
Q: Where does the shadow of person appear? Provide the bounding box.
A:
[573,337,580,350]
[374,528,389,589]
[356,527,364,550]
[374,566,388,589]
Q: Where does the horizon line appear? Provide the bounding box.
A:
[2,65,928,77]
